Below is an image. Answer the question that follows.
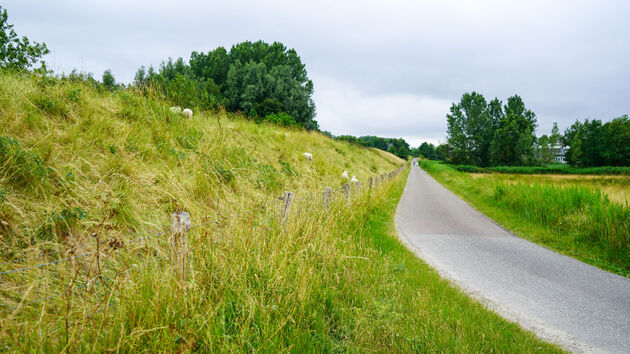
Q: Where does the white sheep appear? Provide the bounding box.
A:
[303,152,312,162]
[183,108,193,118]
[169,106,182,113]
[341,171,349,180]
[351,176,359,183]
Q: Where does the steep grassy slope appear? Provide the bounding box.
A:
[0,72,401,253]
[0,73,562,352]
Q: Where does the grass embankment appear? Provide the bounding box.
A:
[0,72,562,351]
[420,160,630,277]
[453,164,630,175]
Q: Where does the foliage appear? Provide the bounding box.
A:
[0,135,49,188]
[0,71,565,352]
[451,164,630,175]
[0,6,49,70]
[411,142,441,160]
[334,135,412,159]
[420,160,630,277]
[134,41,318,130]
[444,93,538,167]
[563,116,630,167]
[264,112,297,127]
[101,69,116,90]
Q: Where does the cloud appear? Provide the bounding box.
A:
[3,0,629,147]
[313,75,451,145]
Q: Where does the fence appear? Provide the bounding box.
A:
[0,165,406,350]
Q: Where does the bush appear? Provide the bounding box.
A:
[265,112,298,127]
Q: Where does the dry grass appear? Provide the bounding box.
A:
[0,72,563,352]
[471,173,630,205]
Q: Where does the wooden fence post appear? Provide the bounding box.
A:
[344,183,350,207]
[280,191,294,225]
[368,177,373,190]
[324,187,332,209]
[171,211,191,283]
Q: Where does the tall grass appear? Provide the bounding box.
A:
[420,160,630,276]
[0,72,563,351]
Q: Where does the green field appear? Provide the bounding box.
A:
[0,72,563,351]
[452,164,630,176]
[419,160,630,277]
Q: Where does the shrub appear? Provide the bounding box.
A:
[0,136,49,187]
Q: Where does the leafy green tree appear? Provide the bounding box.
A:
[489,95,537,166]
[418,142,438,160]
[563,116,630,167]
[537,134,553,164]
[136,40,317,130]
[0,6,49,70]
[550,122,562,147]
[446,92,492,165]
[102,69,116,90]
[602,115,630,166]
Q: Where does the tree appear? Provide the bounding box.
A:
[102,69,116,90]
[563,116,630,167]
[602,115,630,166]
[135,40,318,130]
[446,92,492,165]
[537,134,554,164]
[489,95,537,166]
[0,6,49,70]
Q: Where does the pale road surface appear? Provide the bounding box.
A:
[394,161,630,353]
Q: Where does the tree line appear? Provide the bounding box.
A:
[333,135,412,159]
[562,116,630,167]
[132,41,318,130]
[442,92,629,167]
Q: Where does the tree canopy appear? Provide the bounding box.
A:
[134,41,318,130]
[445,92,538,166]
[0,6,49,71]
[563,116,630,167]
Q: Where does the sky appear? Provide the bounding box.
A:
[3,0,629,147]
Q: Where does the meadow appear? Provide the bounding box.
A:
[0,72,562,351]
[419,160,630,277]
[452,164,630,175]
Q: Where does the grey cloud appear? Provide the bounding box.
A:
[3,0,629,146]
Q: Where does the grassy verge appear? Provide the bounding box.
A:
[452,164,630,175]
[1,169,563,352]
[419,160,630,277]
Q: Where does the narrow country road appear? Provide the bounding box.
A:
[394,161,630,353]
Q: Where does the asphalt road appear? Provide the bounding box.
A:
[395,161,630,353]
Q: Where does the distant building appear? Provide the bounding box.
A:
[552,145,567,164]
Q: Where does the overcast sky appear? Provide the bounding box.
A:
[4,0,629,147]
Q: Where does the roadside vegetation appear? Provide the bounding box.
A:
[452,164,630,176]
[0,71,568,351]
[419,160,630,277]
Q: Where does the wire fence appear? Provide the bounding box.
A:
[0,165,406,351]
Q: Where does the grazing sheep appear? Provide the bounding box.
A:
[351,176,359,183]
[169,106,182,113]
[183,108,193,118]
[303,152,313,162]
[341,171,349,180]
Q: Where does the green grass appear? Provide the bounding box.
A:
[420,160,630,277]
[452,164,630,175]
[0,71,563,351]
